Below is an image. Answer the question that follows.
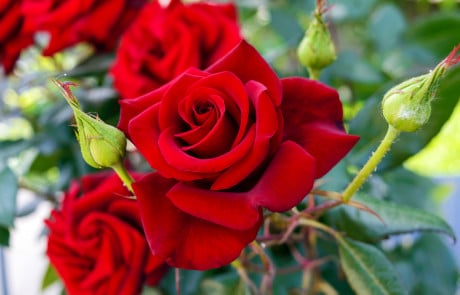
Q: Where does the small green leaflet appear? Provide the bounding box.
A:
[338,237,407,295]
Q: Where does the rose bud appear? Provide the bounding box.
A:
[297,0,336,79]
[382,44,460,132]
[53,80,127,168]
[76,116,127,169]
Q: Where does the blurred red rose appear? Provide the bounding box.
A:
[119,41,359,270]
[0,0,33,74]
[46,172,168,295]
[110,0,242,99]
[21,0,147,56]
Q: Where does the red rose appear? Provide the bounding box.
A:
[21,0,147,56]
[110,0,242,98]
[119,41,359,270]
[0,0,33,74]
[46,172,167,295]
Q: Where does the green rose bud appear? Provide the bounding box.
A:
[53,80,127,169]
[382,44,460,132]
[297,1,336,79]
[382,75,432,132]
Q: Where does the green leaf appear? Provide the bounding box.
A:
[326,50,385,84]
[329,0,379,22]
[386,234,459,295]
[0,166,18,228]
[41,263,60,290]
[0,139,36,161]
[141,286,162,295]
[338,237,407,295]
[381,168,438,211]
[200,277,251,295]
[269,8,303,47]
[270,245,303,294]
[369,4,406,53]
[404,95,460,176]
[406,12,460,59]
[324,194,455,242]
[0,226,9,246]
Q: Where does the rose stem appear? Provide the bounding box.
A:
[111,162,135,194]
[309,68,321,81]
[341,125,400,202]
[231,259,261,294]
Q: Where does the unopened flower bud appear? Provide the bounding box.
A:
[53,80,127,168]
[297,1,336,78]
[382,44,460,132]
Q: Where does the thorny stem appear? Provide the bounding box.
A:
[231,259,261,295]
[303,222,318,294]
[302,200,343,216]
[243,216,341,293]
[310,189,342,200]
[341,125,400,202]
[297,218,340,240]
[251,241,275,295]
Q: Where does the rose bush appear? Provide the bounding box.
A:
[0,0,33,74]
[119,40,359,270]
[110,0,242,98]
[46,172,167,295]
[21,0,147,56]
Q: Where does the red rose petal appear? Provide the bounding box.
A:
[167,182,260,230]
[118,86,166,134]
[175,113,216,145]
[250,140,316,212]
[281,77,359,177]
[133,174,186,259]
[290,122,360,178]
[118,68,206,133]
[129,104,217,180]
[282,77,344,125]
[207,40,282,106]
[159,70,210,129]
[168,214,261,270]
[134,173,262,270]
[78,1,124,42]
[158,125,255,174]
[178,90,237,158]
[211,81,279,190]
[186,72,251,147]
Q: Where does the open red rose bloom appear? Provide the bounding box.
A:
[110,0,242,98]
[118,41,359,270]
[0,0,33,74]
[21,0,147,55]
[46,172,167,294]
